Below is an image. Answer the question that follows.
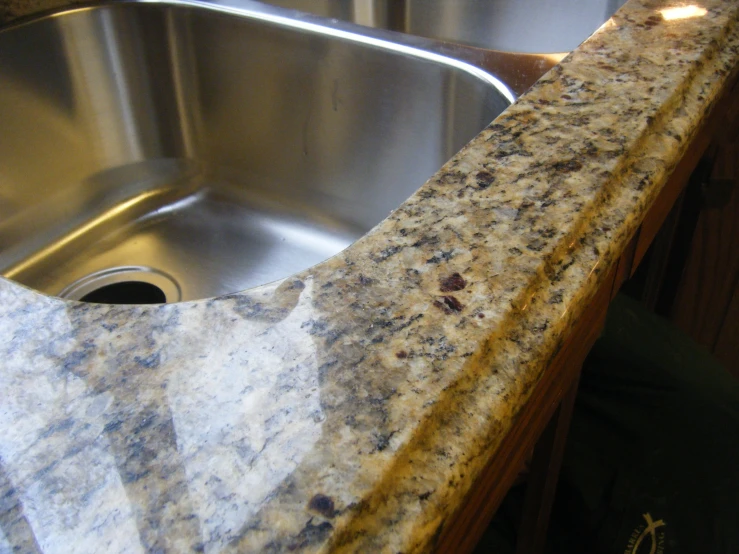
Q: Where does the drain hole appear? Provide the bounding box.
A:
[79,281,167,305]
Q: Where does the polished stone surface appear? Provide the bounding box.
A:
[1,0,738,552]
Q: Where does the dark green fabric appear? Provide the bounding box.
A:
[549,294,739,554]
[474,294,739,554]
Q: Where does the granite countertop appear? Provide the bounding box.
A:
[2,1,738,552]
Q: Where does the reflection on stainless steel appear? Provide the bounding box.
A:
[262,0,629,53]
[259,0,628,96]
[0,1,512,302]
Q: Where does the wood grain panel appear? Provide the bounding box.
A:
[435,266,615,553]
[672,144,739,376]
[714,282,739,373]
[613,233,639,298]
[515,374,580,554]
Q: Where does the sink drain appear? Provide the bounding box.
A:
[60,266,181,304]
[79,281,166,304]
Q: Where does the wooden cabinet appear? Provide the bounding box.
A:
[672,143,739,378]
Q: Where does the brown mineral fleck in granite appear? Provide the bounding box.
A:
[433,295,465,314]
[308,494,337,519]
[439,273,467,292]
[1,0,738,552]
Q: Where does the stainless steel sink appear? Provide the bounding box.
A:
[261,0,628,53]
[259,0,629,96]
[0,0,513,303]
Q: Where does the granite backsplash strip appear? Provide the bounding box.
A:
[1,0,738,553]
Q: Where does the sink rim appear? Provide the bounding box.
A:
[1,0,517,102]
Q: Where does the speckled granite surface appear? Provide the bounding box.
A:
[1,1,738,552]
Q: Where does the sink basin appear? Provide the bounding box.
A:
[0,0,513,303]
[261,0,628,53]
